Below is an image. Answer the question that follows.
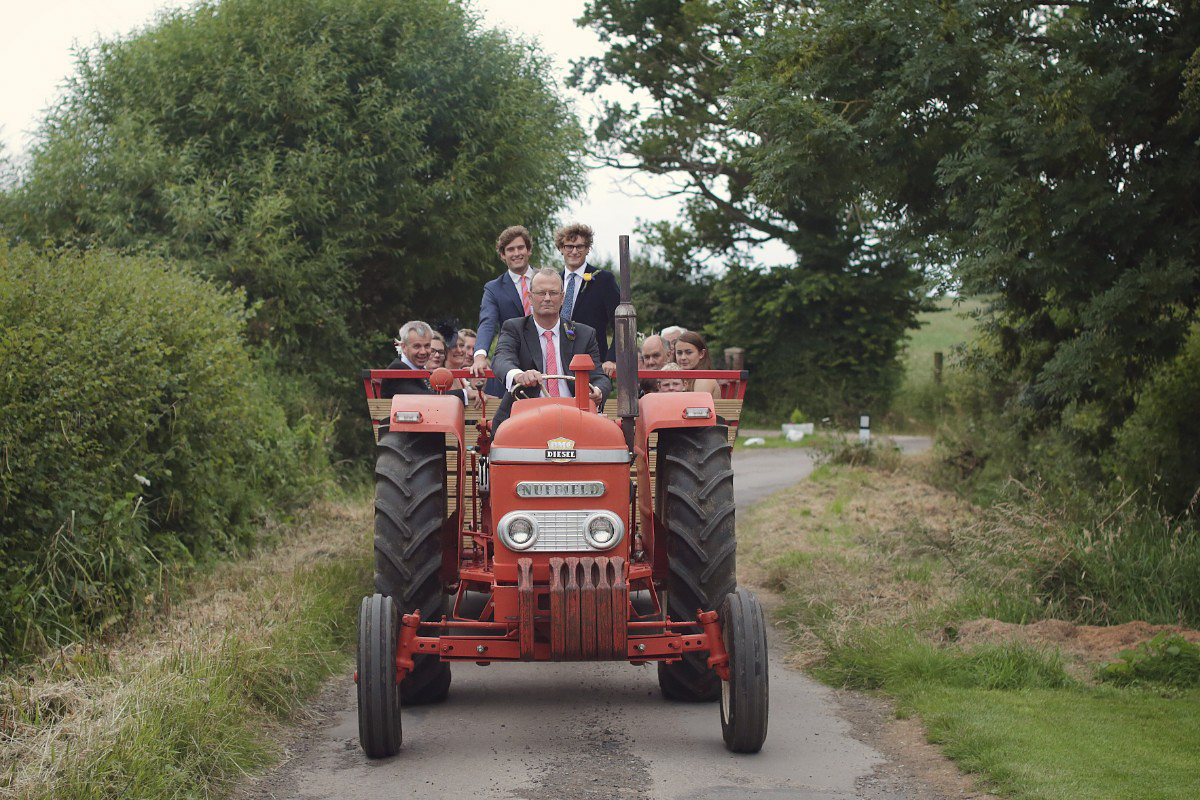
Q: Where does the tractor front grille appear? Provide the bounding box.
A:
[523,510,592,551]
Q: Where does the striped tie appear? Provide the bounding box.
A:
[543,331,560,396]
[520,274,531,315]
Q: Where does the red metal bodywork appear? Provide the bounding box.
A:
[360,365,747,680]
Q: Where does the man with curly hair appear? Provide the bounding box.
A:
[555,223,620,379]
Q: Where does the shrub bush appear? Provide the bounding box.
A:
[1109,323,1200,516]
[0,244,331,658]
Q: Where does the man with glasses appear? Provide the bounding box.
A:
[555,223,620,380]
[489,268,610,430]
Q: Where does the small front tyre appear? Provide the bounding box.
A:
[357,594,402,758]
[719,588,769,753]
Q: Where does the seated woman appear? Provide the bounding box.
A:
[457,326,501,408]
[447,327,487,407]
[428,331,448,368]
[672,331,721,398]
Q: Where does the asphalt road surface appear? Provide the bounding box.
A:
[244,438,939,800]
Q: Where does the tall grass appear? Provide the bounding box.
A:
[1,508,370,800]
[948,482,1200,627]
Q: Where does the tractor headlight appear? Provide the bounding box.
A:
[498,513,539,551]
[583,512,624,550]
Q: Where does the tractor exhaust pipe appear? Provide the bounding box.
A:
[614,235,638,451]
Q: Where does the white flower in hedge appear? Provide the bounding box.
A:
[134,473,151,487]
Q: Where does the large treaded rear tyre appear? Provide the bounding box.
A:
[720,588,769,753]
[656,425,737,702]
[374,431,451,704]
[357,594,402,758]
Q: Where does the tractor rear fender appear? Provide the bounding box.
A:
[386,394,466,447]
[634,391,720,563]
[635,391,717,441]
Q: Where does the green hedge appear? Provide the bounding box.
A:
[1110,323,1200,516]
[0,244,331,658]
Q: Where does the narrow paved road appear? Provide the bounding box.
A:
[244,438,940,800]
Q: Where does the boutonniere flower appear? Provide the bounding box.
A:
[581,271,594,282]
[564,326,576,341]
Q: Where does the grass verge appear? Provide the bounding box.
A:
[742,458,1200,799]
[0,494,372,800]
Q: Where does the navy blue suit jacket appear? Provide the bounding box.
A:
[475,270,529,397]
[475,271,527,357]
[564,265,621,362]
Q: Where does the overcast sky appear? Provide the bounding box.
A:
[0,0,698,263]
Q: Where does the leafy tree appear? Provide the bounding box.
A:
[741,0,1199,505]
[3,0,585,384]
[572,0,928,416]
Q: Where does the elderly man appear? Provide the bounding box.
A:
[638,331,676,393]
[471,226,535,396]
[555,223,620,379]
[641,335,671,370]
[490,268,611,430]
[639,334,672,394]
[382,320,473,405]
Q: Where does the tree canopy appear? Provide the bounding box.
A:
[751,0,1199,502]
[2,0,585,377]
[573,0,928,417]
[578,0,1200,504]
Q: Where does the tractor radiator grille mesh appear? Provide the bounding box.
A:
[525,510,593,552]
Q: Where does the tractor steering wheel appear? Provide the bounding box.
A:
[512,374,575,400]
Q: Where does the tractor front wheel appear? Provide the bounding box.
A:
[357,594,402,758]
[375,431,451,704]
[656,425,737,701]
[719,588,769,753]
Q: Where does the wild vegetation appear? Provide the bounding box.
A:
[0,497,371,799]
[0,0,583,661]
[743,455,1200,799]
[0,244,331,660]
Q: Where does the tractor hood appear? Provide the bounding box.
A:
[490,402,628,463]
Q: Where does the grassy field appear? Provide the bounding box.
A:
[902,296,983,378]
[886,297,983,433]
[741,455,1200,800]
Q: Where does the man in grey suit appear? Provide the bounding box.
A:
[490,268,611,430]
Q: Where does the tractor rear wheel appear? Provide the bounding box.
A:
[656,425,737,701]
[357,594,402,758]
[719,588,769,753]
[375,431,451,704]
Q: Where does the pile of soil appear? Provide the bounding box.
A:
[950,618,1200,673]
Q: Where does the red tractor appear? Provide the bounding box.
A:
[356,238,768,756]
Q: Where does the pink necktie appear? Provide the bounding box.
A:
[543,331,560,397]
[520,274,531,315]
